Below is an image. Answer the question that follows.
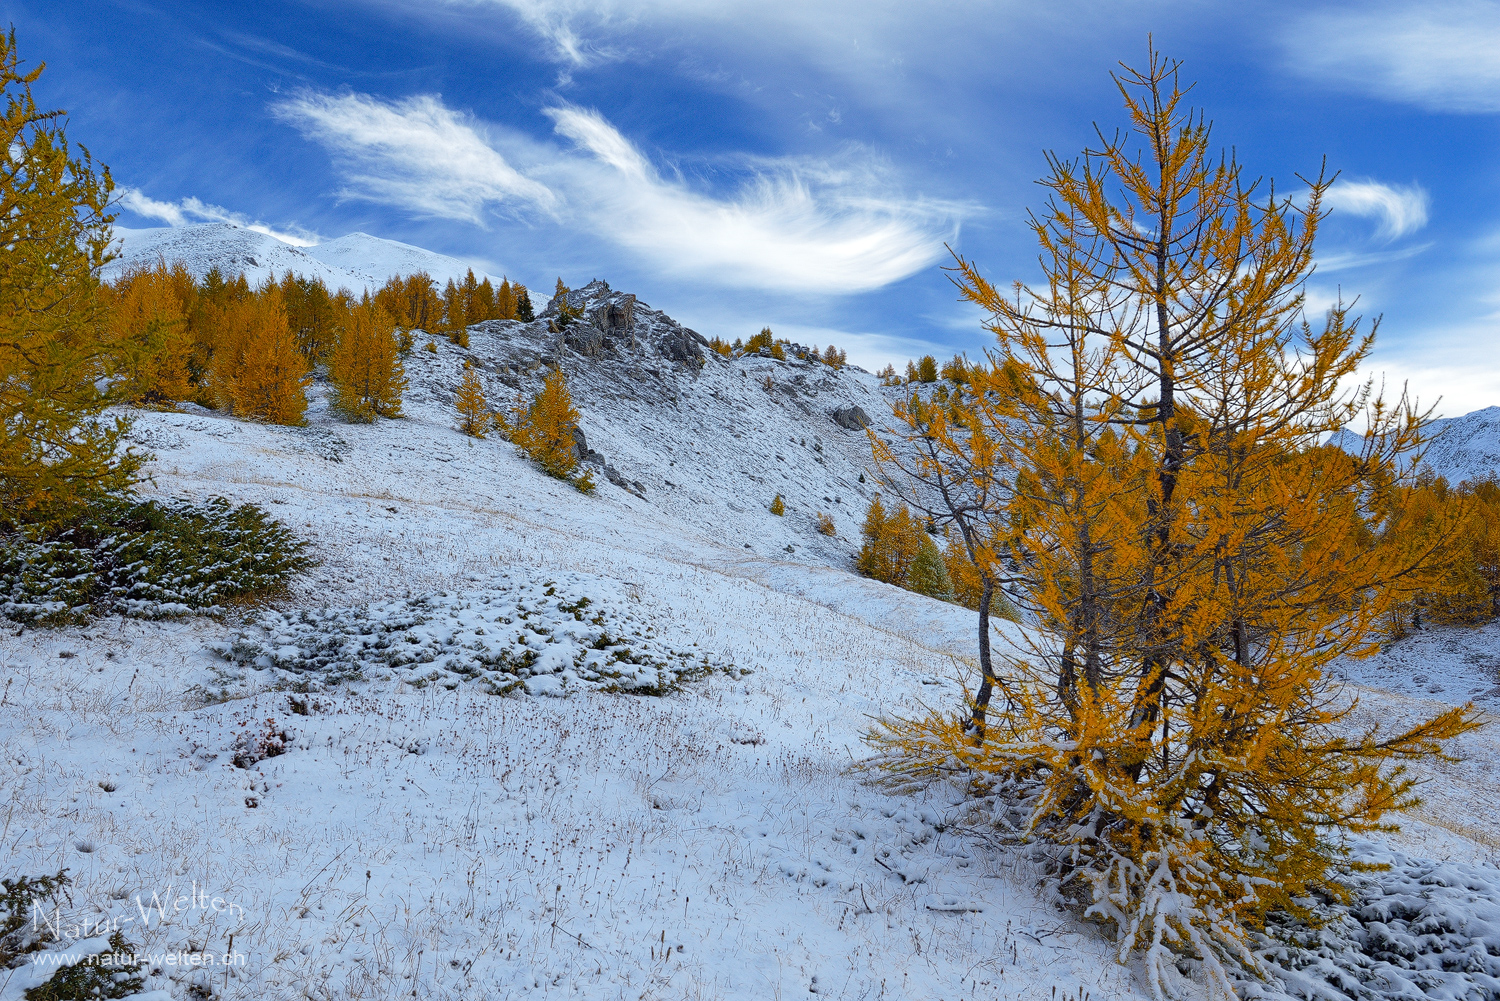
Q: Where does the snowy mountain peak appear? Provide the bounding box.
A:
[105,221,502,292]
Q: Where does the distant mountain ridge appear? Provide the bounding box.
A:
[1327,406,1500,484]
[1418,406,1500,484]
[105,222,504,291]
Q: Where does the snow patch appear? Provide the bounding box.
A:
[212,573,741,696]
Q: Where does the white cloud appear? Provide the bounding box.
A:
[116,187,321,246]
[1322,180,1430,241]
[1286,1,1500,113]
[270,92,557,224]
[541,103,963,293]
[272,87,964,294]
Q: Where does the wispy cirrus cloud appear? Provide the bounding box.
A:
[116,187,321,246]
[1322,179,1430,241]
[270,91,558,224]
[272,88,966,294]
[1285,1,1500,113]
[541,103,965,293]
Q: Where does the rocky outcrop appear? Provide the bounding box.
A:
[831,405,872,430]
[589,294,636,346]
[659,327,706,366]
[564,325,605,358]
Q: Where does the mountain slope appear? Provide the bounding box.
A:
[105,222,500,290]
[0,283,1149,1001]
[1419,405,1500,483]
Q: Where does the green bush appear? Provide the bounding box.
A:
[24,931,143,1001]
[0,495,311,625]
[1,870,69,967]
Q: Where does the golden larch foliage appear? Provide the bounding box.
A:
[330,301,406,422]
[509,369,581,479]
[280,271,342,362]
[210,283,309,424]
[870,44,1484,999]
[441,279,463,335]
[455,368,488,438]
[494,278,519,321]
[856,495,920,585]
[104,260,194,404]
[0,28,137,526]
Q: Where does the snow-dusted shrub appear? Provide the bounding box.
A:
[0,495,311,625]
[22,932,144,1001]
[214,575,741,697]
[1,870,68,967]
[231,717,291,769]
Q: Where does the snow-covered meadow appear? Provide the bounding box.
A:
[4,320,1500,1000]
[0,360,1136,1000]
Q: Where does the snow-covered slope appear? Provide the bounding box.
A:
[1419,405,1500,483]
[105,222,499,291]
[0,310,1146,1000]
[302,232,502,290]
[7,269,1500,1000]
[437,279,900,566]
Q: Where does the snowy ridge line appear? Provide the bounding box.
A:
[105,222,504,292]
[208,573,744,697]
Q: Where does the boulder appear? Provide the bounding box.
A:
[831,405,871,430]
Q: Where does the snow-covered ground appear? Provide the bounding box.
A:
[5,287,1500,1000]
[0,340,1137,1000]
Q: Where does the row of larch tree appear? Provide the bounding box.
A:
[869,46,1483,1000]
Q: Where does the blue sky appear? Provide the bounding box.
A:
[9,1,1500,415]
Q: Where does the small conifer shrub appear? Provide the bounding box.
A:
[916,354,938,383]
[769,342,786,361]
[0,496,311,625]
[455,369,488,438]
[769,494,785,516]
[425,341,438,353]
[816,512,836,536]
[744,327,774,355]
[23,931,144,1000]
[1,869,70,966]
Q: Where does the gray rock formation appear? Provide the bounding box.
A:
[659,327,706,366]
[831,405,872,430]
[564,325,605,358]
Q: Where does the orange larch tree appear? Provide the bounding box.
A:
[874,45,1482,999]
[210,282,309,424]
